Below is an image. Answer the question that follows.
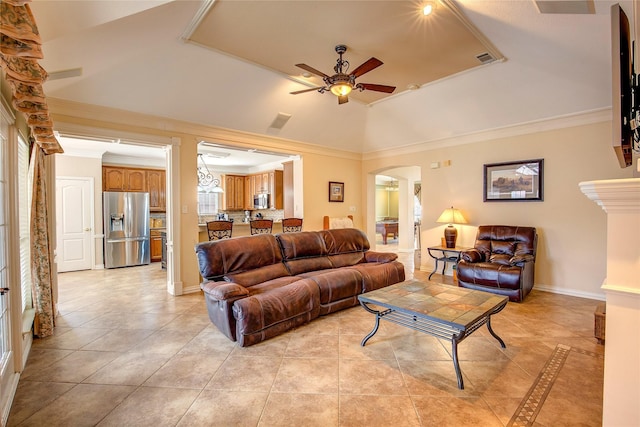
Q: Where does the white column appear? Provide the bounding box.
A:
[580,178,640,426]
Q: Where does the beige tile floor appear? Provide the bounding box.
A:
[8,245,604,426]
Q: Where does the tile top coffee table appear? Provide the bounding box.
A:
[358,279,508,389]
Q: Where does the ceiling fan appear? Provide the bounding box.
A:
[290,45,396,105]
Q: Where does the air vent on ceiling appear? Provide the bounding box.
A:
[269,112,292,130]
[534,0,594,14]
[48,67,83,81]
[476,52,496,64]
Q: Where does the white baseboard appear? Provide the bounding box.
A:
[181,284,202,294]
[535,284,606,301]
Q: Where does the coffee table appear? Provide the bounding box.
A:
[358,279,508,389]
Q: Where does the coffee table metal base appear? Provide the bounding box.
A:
[359,300,507,390]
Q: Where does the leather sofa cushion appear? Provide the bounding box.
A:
[456,262,522,290]
[246,276,306,296]
[299,268,362,304]
[348,262,406,293]
[488,253,511,266]
[201,281,249,300]
[461,249,483,263]
[195,234,283,280]
[285,257,333,275]
[329,252,365,268]
[322,228,370,254]
[233,279,320,346]
[475,225,537,258]
[278,231,328,260]
[491,241,516,256]
[225,263,291,287]
[364,252,398,263]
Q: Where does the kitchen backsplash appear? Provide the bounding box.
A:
[150,213,166,228]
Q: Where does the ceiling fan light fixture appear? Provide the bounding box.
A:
[330,83,352,97]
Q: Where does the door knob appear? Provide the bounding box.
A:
[0,288,9,295]
[84,228,91,231]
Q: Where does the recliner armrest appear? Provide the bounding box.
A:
[201,281,249,300]
[364,251,398,263]
[509,254,534,266]
[461,249,484,263]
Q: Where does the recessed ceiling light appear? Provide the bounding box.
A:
[422,1,436,16]
[302,72,312,78]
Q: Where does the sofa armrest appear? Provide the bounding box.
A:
[364,251,398,263]
[461,249,484,263]
[509,254,535,266]
[201,281,249,301]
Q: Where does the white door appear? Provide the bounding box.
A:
[56,178,93,272]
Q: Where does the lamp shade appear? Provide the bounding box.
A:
[436,206,467,248]
[436,207,467,225]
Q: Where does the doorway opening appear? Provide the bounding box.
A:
[371,166,421,255]
[53,133,171,282]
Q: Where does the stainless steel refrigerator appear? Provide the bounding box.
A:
[103,192,150,268]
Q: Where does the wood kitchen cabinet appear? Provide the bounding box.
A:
[269,170,283,209]
[102,165,166,211]
[103,167,127,191]
[223,174,245,210]
[243,170,284,210]
[150,229,163,263]
[244,176,253,210]
[147,169,166,212]
[126,169,146,192]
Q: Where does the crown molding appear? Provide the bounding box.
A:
[47,97,362,161]
[363,108,611,160]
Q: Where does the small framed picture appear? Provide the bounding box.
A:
[329,181,344,202]
[483,159,544,202]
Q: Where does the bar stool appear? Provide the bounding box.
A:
[206,220,233,240]
[250,219,273,235]
[281,218,303,232]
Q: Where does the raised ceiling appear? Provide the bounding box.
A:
[186,0,503,104]
[30,0,625,154]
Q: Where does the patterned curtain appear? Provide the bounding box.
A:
[0,0,62,154]
[30,144,54,337]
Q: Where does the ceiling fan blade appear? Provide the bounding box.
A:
[359,83,396,93]
[338,95,349,105]
[351,58,383,78]
[290,87,324,95]
[295,63,329,78]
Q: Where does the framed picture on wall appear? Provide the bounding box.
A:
[329,181,344,202]
[483,159,544,202]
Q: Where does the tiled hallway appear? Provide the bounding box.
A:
[8,249,604,426]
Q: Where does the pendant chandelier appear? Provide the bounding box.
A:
[197,154,224,193]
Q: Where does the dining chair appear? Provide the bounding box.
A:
[250,219,273,235]
[281,218,303,232]
[206,220,233,240]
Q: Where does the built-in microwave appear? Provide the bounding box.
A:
[253,193,270,209]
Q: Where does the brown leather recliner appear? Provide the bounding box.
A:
[457,225,537,302]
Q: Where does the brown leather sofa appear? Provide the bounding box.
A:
[195,228,405,346]
[457,225,537,302]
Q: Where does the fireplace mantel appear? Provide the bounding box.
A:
[580,177,640,426]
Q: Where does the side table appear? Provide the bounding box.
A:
[427,245,468,280]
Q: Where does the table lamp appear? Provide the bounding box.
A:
[436,206,467,248]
